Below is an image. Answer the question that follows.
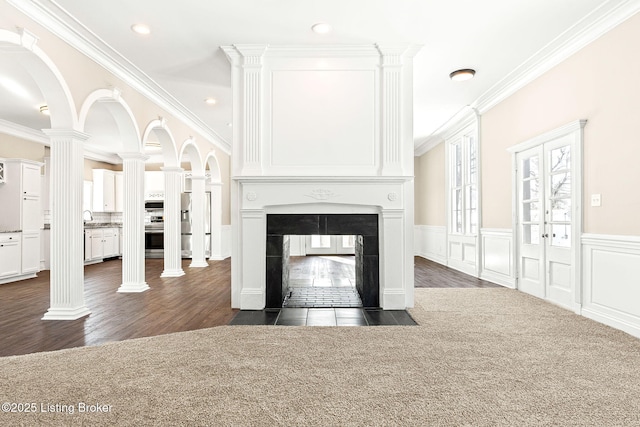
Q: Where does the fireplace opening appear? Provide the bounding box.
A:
[283,237,360,308]
[266,214,379,309]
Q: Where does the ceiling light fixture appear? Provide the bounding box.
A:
[449,69,476,81]
[205,98,217,105]
[39,105,50,116]
[311,22,332,34]
[131,24,151,35]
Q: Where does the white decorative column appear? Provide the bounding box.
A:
[42,129,91,320]
[222,45,267,176]
[118,152,149,292]
[161,166,184,277]
[189,174,208,267]
[380,209,407,309]
[208,181,224,260]
[377,44,407,176]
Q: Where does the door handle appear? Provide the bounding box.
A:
[542,233,549,238]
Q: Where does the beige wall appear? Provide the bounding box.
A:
[481,12,640,235]
[0,135,46,162]
[414,142,446,226]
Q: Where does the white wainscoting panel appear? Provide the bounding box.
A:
[447,234,477,276]
[480,228,515,288]
[582,234,640,339]
[414,225,446,264]
[221,225,232,260]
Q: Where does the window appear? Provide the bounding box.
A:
[449,131,478,235]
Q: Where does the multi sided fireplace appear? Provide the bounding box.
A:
[266,214,379,308]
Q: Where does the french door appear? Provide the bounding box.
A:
[305,235,356,255]
[516,135,575,309]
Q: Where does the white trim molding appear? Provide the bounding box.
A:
[480,228,515,288]
[581,233,640,339]
[414,225,447,264]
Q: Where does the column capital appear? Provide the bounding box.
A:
[118,152,150,162]
[42,128,91,141]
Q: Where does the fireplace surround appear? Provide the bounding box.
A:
[266,214,379,308]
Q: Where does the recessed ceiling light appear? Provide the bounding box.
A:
[205,98,217,105]
[449,69,476,81]
[39,105,50,116]
[131,24,151,35]
[311,23,332,34]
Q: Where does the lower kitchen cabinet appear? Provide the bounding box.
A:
[85,228,120,261]
[0,233,21,278]
[21,231,40,274]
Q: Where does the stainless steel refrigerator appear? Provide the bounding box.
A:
[180,192,211,258]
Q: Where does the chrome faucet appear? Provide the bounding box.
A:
[83,210,94,222]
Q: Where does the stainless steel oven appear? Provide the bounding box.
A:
[145,226,164,258]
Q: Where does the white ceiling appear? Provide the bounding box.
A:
[0,0,629,157]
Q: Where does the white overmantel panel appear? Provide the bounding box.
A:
[222,44,420,177]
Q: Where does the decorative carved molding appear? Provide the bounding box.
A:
[246,191,257,201]
[305,189,339,201]
[387,192,398,202]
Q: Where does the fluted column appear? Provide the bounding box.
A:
[189,175,208,267]
[42,129,91,320]
[117,152,149,292]
[377,44,406,176]
[161,167,185,277]
[208,182,223,260]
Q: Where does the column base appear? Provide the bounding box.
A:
[161,269,185,278]
[117,282,150,293]
[189,260,209,268]
[42,306,91,321]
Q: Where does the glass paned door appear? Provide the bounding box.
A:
[516,137,574,309]
[305,235,356,255]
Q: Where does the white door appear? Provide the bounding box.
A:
[516,136,574,309]
[305,235,356,255]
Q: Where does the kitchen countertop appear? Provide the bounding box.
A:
[84,223,123,229]
[0,230,21,233]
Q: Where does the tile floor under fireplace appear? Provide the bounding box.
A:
[230,255,417,327]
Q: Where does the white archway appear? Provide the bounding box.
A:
[204,151,224,260]
[178,139,208,267]
[0,28,90,320]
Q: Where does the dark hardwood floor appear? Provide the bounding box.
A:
[414,256,501,288]
[0,258,236,357]
[0,255,499,357]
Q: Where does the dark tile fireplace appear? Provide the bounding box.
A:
[266,214,379,309]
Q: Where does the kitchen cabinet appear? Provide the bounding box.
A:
[92,169,117,212]
[86,228,120,261]
[0,233,21,278]
[0,159,43,232]
[115,172,124,212]
[0,159,43,283]
[144,171,164,200]
[21,231,40,274]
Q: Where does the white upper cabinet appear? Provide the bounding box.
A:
[144,171,165,199]
[0,159,43,232]
[92,169,119,212]
[21,163,41,197]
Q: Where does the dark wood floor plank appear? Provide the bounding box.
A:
[0,255,499,357]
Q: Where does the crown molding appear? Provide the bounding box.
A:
[415,0,640,156]
[474,0,640,114]
[0,119,49,144]
[7,0,231,155]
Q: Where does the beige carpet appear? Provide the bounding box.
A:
[1,288,640,426]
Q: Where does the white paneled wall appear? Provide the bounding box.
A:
[415,226,640,338]
[221,225,232,260]
[480,228,515,288]
[414,225,446,264]
[582,234,640,338]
